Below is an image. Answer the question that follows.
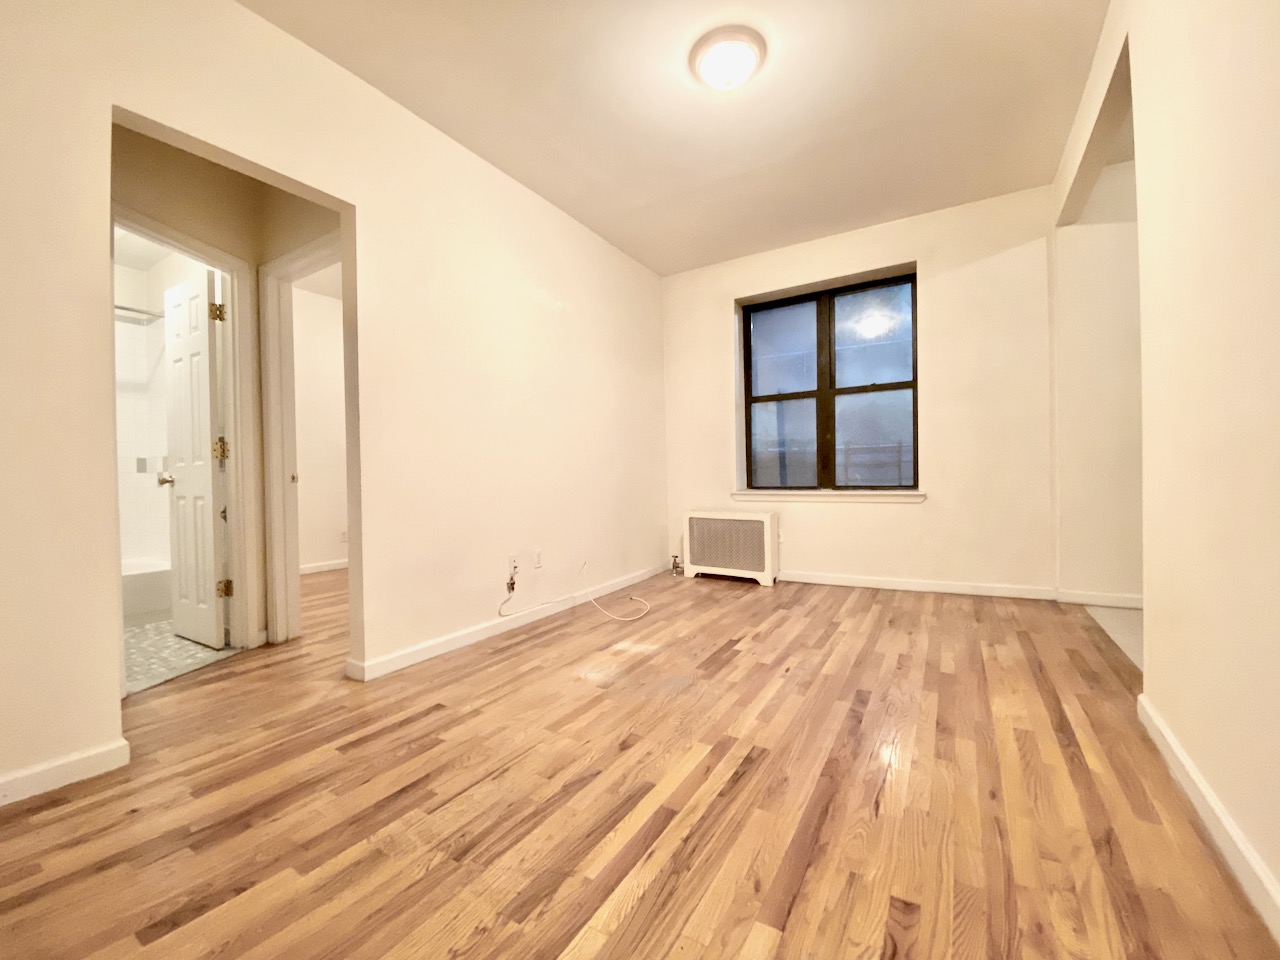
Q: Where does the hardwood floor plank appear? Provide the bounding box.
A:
[0,570,1275,959]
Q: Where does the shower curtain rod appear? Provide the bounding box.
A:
[113,304,164,319]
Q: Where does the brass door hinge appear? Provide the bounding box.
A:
[216,579,234,598]
[213,436,230,461]
[209,303,227,322]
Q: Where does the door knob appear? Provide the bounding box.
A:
[157,472,176,486]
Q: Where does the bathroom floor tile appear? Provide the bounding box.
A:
[124,620,238,694]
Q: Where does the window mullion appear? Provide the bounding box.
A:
[815,294,835,488]
[832,380,916,397]
[751,389,820,403]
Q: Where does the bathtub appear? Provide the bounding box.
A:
[121,557,170,619]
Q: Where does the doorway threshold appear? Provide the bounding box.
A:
[124,620,239,694]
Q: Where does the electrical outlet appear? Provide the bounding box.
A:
[340,530,348,543]
[534,549,543,569]
[509,555,519,577]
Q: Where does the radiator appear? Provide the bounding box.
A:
[684,511,778,587]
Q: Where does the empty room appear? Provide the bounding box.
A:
[0,1,1277,958]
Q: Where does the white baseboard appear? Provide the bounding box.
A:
[1057,589,1143,609]
[779,570,1058,601]
[346,565,667,682]
[0,738,131,809]
[301,560,349,574]
[1138,694,1280,943]
[778,570,1142,608]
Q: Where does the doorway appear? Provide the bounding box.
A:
[1053,43,1144,668]
[109,115,365,699]
[291,263,349,580]
[112,224,240,692]
[259,234,350,644]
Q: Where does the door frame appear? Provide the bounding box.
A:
[112,203,264,659]
[259,232,343,643]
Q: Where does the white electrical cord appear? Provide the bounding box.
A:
[584,570,651,622]
[498,560,651,622]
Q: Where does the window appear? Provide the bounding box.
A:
[743,274,917,489]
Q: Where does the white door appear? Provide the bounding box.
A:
[261,271,303,642]
[164,272,225,649]
[280,288,302,642]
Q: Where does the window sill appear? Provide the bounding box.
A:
[731,489,927,504]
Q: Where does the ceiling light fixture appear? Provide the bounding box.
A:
[690,26,766,91]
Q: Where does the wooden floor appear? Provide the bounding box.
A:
[1,571,1275,959]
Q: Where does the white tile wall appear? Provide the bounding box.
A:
[115,250,210,568]
[114,309,169,566]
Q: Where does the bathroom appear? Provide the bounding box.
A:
[113,225,237,692]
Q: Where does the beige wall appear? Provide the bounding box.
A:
[0,0,666,802]
[113,124,340,267]
[292,287,348,571]
[262,189,341,264]
[663,187,1056,596]
[113,125,265,266]
[1053,160,1142,608]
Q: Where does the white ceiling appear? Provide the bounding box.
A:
[295,262,343,300]
[237,0,1110,275]
[113,226,172,271]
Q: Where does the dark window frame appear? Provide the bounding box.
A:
[742,273,918,490]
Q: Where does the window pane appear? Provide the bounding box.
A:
[834,283,913,389]
[835,389,915,487]
[750,301,817,396]
[751,398,817,487]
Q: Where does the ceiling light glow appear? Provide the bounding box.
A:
[690,26,766,91]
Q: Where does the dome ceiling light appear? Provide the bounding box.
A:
[689,26,766,91]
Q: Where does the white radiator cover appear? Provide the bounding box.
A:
[684,511,778,587]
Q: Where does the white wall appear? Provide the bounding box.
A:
[113,262,147,308]
[113,318,167,564]
[1053,160,1142,608]
[1054,0,1280,936]
[0,0,665,803]
[663,187,1056,596]
[1127,0,1280,931]
[113,264,169,566]
[292,286,348,572]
